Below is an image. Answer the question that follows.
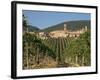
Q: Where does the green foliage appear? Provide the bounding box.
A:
[23,30,91,69]
[23,32,56,60]
[65,30,91,66]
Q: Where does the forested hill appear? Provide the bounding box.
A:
[41,20,90,32]
[25,20,90,32]
[24,25,40,32]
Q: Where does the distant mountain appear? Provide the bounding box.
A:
[28,25,40,32]
[41,20,90,32]
[23,25,40,32]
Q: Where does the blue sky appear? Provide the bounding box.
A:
[23,10,90,29]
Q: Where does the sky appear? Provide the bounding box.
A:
[23,10,90,29]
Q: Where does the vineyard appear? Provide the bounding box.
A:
[23,31,91,69]
[22,14,91,69]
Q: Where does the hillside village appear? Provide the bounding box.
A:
[28,24,88,39]
[23,13,90,69]
[23,23,90,69]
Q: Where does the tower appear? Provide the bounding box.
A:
[64,24,67,31]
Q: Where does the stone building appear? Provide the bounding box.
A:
[28,24,88,39]
[49,24,87,38]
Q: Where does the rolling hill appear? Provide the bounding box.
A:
[25,20,90,32]
[41,20,90,32]
[23,25,40,32]
[28,25,40,32]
